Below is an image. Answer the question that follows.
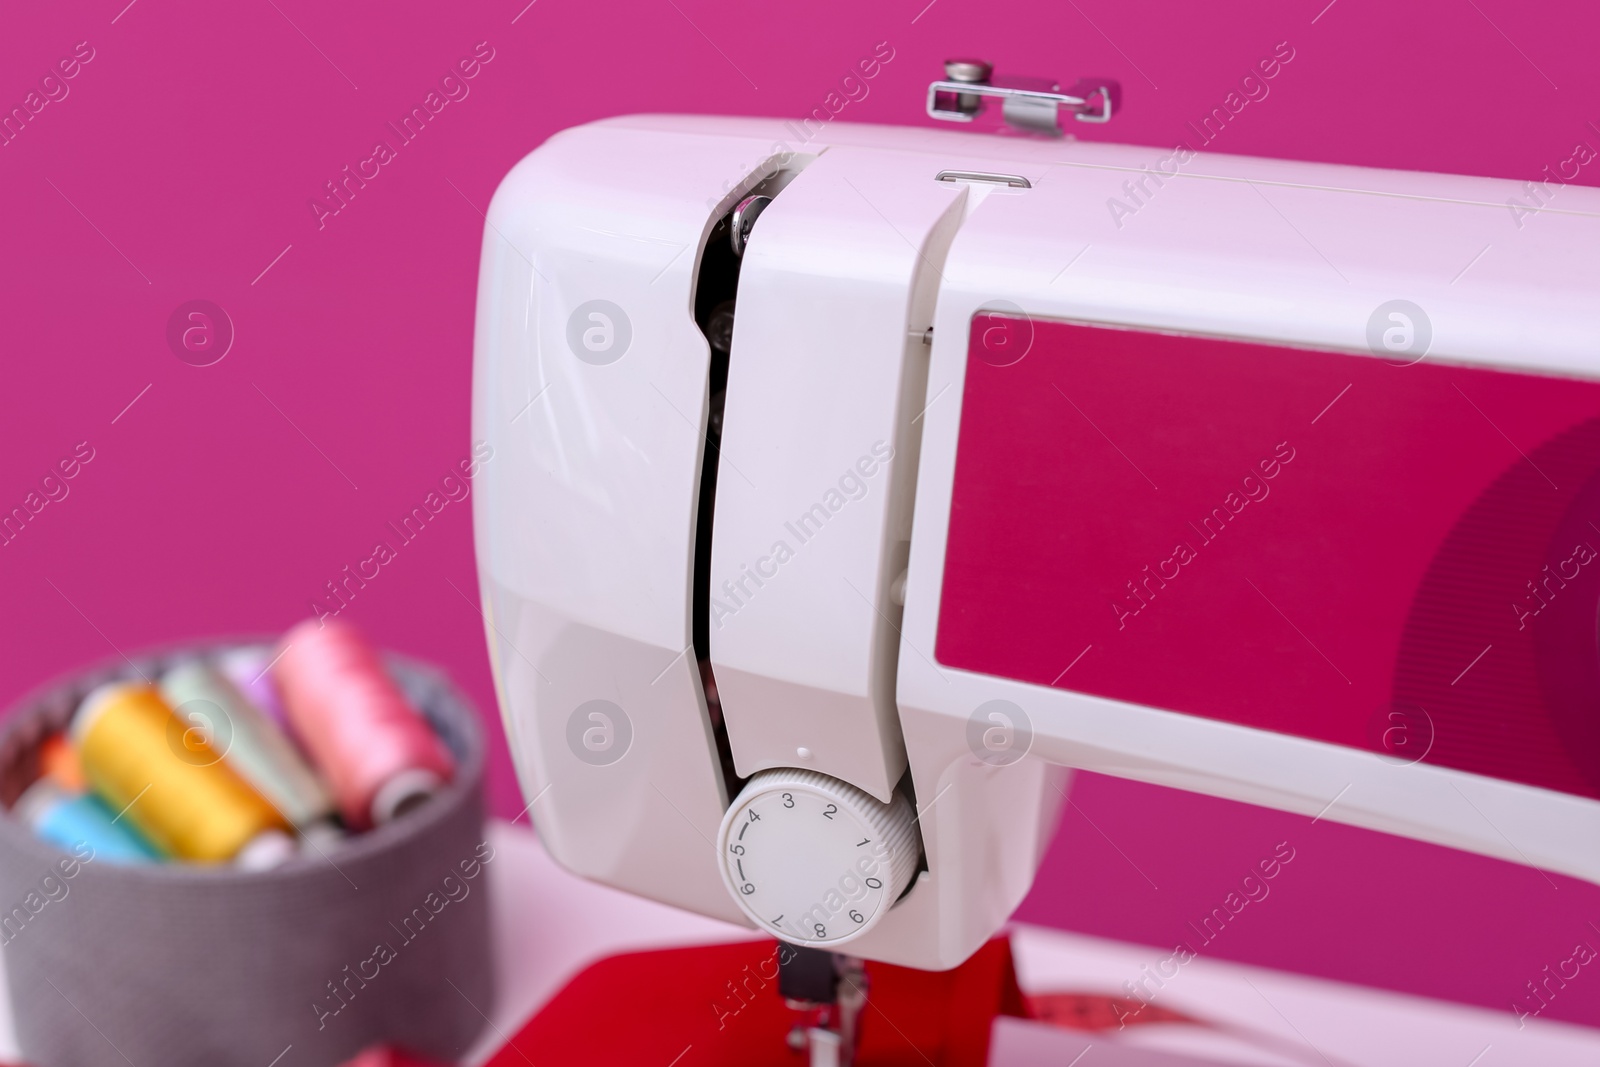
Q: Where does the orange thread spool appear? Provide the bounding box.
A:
[72,682,289,864]
[39,733,87,792]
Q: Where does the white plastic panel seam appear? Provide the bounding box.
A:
[709,146,971,801]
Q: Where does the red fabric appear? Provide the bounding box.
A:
[486,938,1025,1067]
[364,1048,447,1067]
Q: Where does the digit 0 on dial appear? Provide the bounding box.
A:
[715,768,919,947]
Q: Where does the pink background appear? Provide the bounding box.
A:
[940,319,1600,798]
[3,0,1598,1031]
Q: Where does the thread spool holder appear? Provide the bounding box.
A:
[926,59,1119,135]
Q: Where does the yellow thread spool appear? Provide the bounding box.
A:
[72,682,288,863]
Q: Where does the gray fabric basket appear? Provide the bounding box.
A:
[0,640,493,1067]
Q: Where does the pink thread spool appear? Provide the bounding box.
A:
[274,620,455,830]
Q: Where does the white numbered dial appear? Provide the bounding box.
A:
[716,769,919,947]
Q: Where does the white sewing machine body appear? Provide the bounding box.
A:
[472,114,1600,970]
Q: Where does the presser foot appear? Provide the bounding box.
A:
[779,946,867,1067]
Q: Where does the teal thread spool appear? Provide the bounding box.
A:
[159,661,335,830]
[14,779,159,865]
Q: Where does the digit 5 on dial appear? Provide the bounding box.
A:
[715,769,920,947]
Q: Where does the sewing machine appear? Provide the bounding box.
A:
[470,64,1600,1063]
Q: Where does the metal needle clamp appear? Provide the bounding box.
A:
[927,59,1119,135]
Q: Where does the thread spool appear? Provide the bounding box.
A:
[216,646,293,734]
[71,682,289,864]
[39,734,87,792]
[13,778,159,865]
[299,818,347,853]
[234,828,297,871]
[275,620,455,830]
[213,653,340,846]
[160,661,334,829]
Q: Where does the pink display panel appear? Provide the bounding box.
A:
[937,314,1600,800]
